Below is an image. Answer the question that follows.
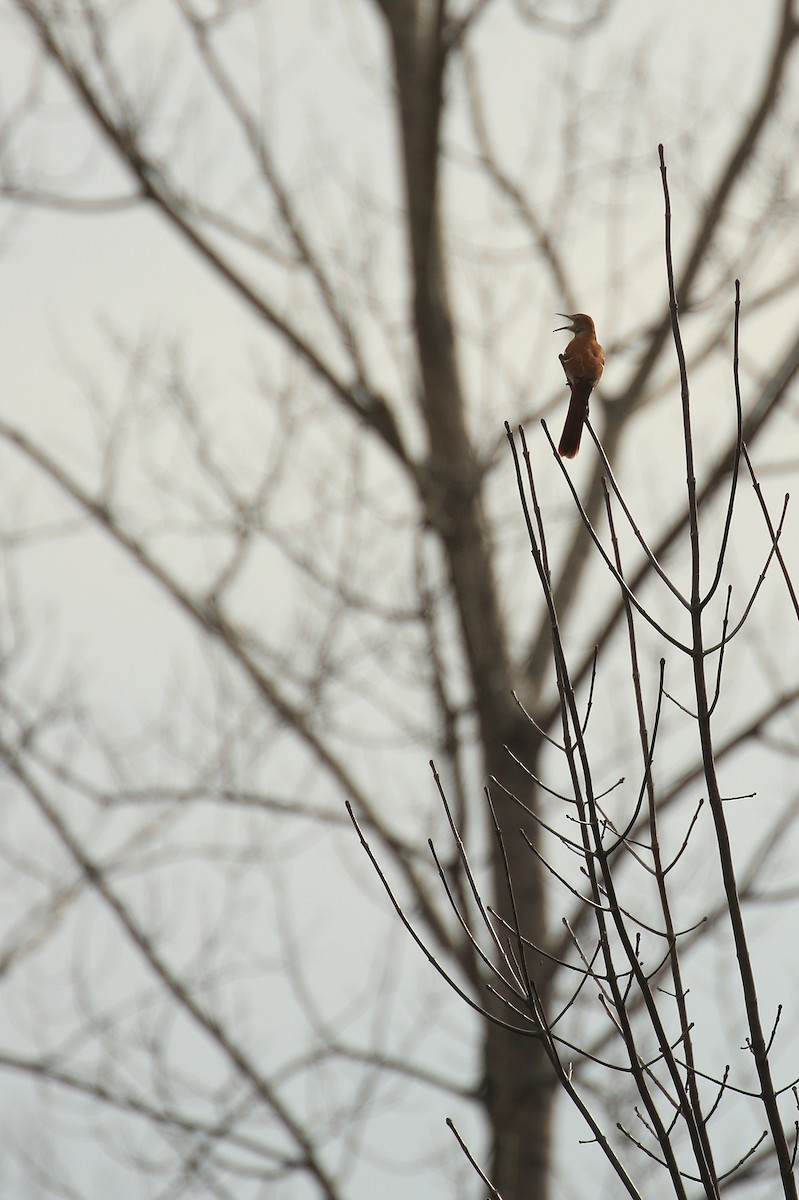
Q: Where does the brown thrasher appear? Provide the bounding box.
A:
[554,313,604,458]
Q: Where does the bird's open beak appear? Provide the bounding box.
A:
[553,313,575,333]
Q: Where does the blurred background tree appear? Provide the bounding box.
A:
[0,2,799,1198]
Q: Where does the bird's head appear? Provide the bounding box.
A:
[554,313,595,334]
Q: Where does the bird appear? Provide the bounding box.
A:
[554,313,604,458]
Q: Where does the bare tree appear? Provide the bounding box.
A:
[354,148,799,1198]
[0,2,798,1199]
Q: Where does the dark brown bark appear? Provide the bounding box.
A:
[484,731,554,1200]
[379,5,554,1194]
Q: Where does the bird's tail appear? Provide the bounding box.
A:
[558,381,592,458]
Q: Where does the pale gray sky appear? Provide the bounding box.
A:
[0,3,796,1198]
